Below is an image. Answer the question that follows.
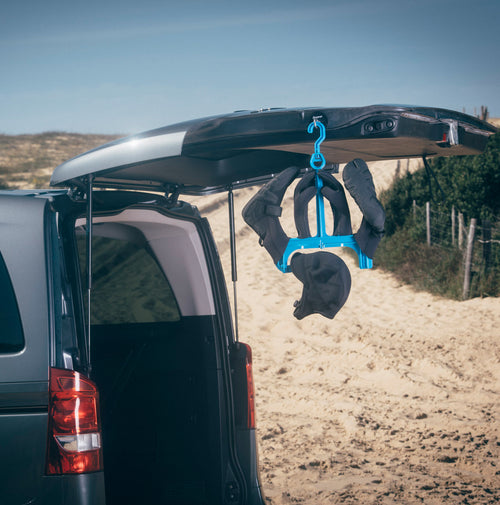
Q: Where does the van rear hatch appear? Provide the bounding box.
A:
[49,105,496,194]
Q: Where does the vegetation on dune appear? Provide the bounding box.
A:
[0,132,121,188]
[375,131,500,299]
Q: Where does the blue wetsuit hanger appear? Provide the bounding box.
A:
[276,119,373,273]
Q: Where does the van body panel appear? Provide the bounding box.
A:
[0,196,61,505]
[0,196,50,383]
[0,412,49,504]
[0,381,48,410]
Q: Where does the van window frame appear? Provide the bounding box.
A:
[0,252,25,354]
[47,212,81,370]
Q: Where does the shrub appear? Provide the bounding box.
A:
[376,131,500,298]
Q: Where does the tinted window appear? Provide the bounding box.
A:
[78,234,180,325]
[0,253,24,353]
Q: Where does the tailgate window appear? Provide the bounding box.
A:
[77,231,180,325]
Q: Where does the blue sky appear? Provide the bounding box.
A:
[1,0,499,134]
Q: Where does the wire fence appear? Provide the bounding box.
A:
[411,201,500,299]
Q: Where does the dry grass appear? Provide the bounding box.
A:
[0,132,121,188]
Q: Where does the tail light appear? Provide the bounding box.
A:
[46,367,103,474]
[243,344,256,429]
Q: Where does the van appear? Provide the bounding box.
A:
[0,105,494,505]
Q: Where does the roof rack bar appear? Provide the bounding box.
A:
[228,186,239,344]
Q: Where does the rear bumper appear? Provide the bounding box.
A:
[40,472,106,505]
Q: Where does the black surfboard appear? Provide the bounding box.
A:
[50,105,496,195]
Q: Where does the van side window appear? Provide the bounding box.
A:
[77,233,180,325]
[0,253,24,353]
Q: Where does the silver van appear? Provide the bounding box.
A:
[0,105,494,505]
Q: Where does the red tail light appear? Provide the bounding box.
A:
[46,367,103,474]
[243,344,256,429]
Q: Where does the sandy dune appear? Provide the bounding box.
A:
[190,159,500,504]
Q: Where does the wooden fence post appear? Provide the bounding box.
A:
[451,206,456,247]
[463,218,477,300]
[482,219,491,271]
[458,213,465,250]
[426,201,431,246]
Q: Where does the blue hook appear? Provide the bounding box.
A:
[307,120,326,170]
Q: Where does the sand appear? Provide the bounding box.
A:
[190,159,500,504]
